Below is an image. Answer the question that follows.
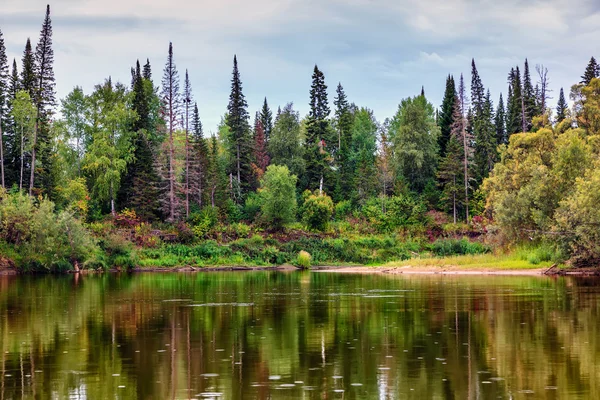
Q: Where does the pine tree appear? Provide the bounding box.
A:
[303,65,331,193]
[556,87,568,123]
[581,57,599,85]
[189,103,208,208]
[470,59,485,116]
[0,27,8,188]
[183,69,193,218]
[522,59,537,131]
[333,82,353,201]
[438,75,456,157]
[259,97,273,142]
[495,93,506,145]
[31,4,57,196]
[225,55,253,202]
[161,42,181,221]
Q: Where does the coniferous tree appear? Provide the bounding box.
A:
[470,59,485,116]
[119,60,161,220]
[32,4,57,196]
[183,69,193,218]
[252,114,269,179]
[189,102,208,208]
[143,59,152,80]
[556,87,568,123]
[506,67,523,135]
[268,102,304,179]
[522,59,537,131]
[437,134,463,223]
[495,93,506,145]
[6,59,19,185]
[455,74,472,221]
[438,75,456,157]
[259,98,273,142]
[351,108,378,203]
[20,39,36,99]
[161,42,181,221]
[303,65,331,193]
[0,27,8,188]
[333,82,353,201]
[225,55,253,202]
[581,57,599,85]
[474,90,496,183]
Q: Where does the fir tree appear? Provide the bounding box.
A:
[303,65,331,193]
[581,57,599,85]
[252,114,269,178]
[556,87,568,123]
[470,59,485,116]
[455,74,472,222]
[143,59,152,80]
[506,67,523,135]
[333,82,353,201]
[119,61,161,220]
[225,55,253,201]
[31,5,57,196]
[437,134,464,223]
[495,93,506,145]
[474,90,497,183]
[161,42,181,221]
[183,69,193,218]
[522,59,537,131]
[20,39,36,101]
[438,75,456,157]
[0,27,8,188]
[259,97,273,142]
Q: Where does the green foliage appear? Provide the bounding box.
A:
[243,191,263,222]
[190,206,219,239]
[297,250,311,269]
[301,190,334,231]
[429,238,489,257]
[334,200,352,221]
[268,103,304,178]
[361,195,426,233]
[259,165,297,229]
[98,233,137,270]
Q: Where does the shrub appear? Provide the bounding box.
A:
[258,165,297,230]
[301,190,334,232]
[334,200,353,221]
[297,250,312,269]
[191,207,219,238]
[429,238,489,257]
[114,208,140,228]
[243,192,263,222]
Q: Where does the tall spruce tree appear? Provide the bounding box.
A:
[0,27,8,188]
[438,75,456,157]
[437,133,463,223]
[259,98,273,142]
[581,57,599,85]
[495,93,506,145]
[143,59,152,80]
[474,90,496,183]
[303,65,331,193]
[455,74,472,221]
[225,55,253,201]
[522,59,537,131]
[333,82,353,201]
[161,42,181,221]
[506,67,523,135]
[470,59,485,116]
[252,114,269,178]
[183,69,193,218]
[190,103,208,208]
[556,87,568,123]
[31,5,56,196]
[119,60,161,220]
[6,59,19,186]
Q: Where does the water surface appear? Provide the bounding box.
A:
[0,272,598,399]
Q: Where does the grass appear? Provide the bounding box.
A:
[384,251,556,270]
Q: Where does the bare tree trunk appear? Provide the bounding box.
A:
[110,181,115,216]
[29,118,38,196]
[19,126,24,191]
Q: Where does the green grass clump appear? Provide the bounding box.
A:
[297,251,312,269]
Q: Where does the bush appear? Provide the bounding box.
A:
[191,207,219,238]
[334,200,353,221]
[99,233,137,270]
[243,192,263,222]
[429,238,489,257]
[297,250,312,269]
[301,190,334,232]
[259,165,297,229]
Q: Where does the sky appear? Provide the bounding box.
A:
[1,0,599,132]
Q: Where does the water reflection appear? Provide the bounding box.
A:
[0,272,598,399]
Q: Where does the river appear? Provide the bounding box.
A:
[0,272,598,399]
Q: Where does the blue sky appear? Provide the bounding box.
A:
[1,0,599,132]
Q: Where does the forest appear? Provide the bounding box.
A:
[1,5,600,272]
